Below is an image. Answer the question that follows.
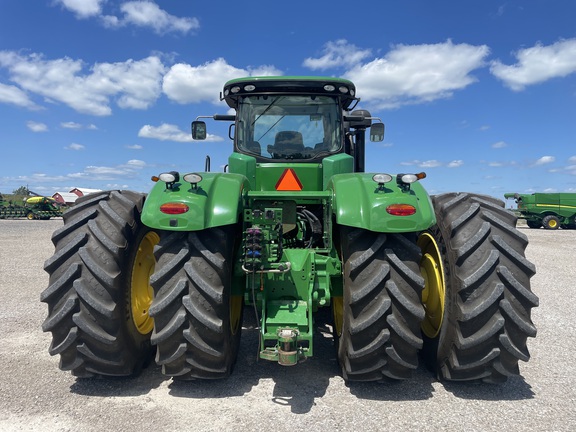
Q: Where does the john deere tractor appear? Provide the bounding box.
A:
[42,76,538,383]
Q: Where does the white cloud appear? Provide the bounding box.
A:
[0,51,165,115]
[420,160,443,168]
[138,123,226,143]
[4,159,147,189]
[70,160,146,180]
[162,58,281,105]
[55,0,105,18]
[124,159,147,168]
[400,159,443,168]
[105,183,130,189]
[120,1,199,35]
[344,40,489,108]
[26,121,48,132]
[533,156,555,166]
[0,82,38,109]
[138,123,193,142]
[60,121,98,130]
[61,121,82,129]
[65,143,85,150]
[101,14,120,27]
[126,144,143,150]
[491,38,576,90]
[303,40,372,70]
[10,173,69,184]
[56,0,199,35]
[491,141,508,148]
[82,166,128,176]
[447,160,464,168]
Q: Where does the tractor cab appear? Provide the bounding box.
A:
[192,76,384,179]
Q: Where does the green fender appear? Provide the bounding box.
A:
[141,172,249,231]
[327,173,436,232]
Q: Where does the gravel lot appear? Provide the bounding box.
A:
[1,218,575,432]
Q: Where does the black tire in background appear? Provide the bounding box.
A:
[149,226,243,379]
[41,191,157,377]
[335,227,425,381]
[526,220,542,229]
[421,193,538,383]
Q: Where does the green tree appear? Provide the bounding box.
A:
[12,186,28,196]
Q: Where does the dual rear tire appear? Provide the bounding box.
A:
[422,193,538,382]
[149,228,243,379]
[334,193,538,383]
[41,191,242,379]
[41,191,155,377]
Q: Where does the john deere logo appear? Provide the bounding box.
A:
[275,168,303,191]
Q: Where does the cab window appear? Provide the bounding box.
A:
[236,95,342,160]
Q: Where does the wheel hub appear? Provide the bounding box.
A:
[131,231,160,335]
[230,295,243,335]
[418,232,446,338]
[332,296,343,337]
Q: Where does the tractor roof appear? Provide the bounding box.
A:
[221,76,358,110]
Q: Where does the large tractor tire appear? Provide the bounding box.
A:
[41,191,158,377]
[420,193,538,383]
[334,227,425,381]
[149,226,243,379]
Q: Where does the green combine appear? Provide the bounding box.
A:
[505,192,576,230]
[42,76,538,383]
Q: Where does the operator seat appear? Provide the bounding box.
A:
[269,131,304,158]
[245,140,261,155]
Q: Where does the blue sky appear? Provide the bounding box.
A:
[1,0,575,201]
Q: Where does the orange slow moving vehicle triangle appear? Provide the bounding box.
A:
[275,168,303,191]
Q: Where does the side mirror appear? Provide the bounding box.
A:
[370,123,385,142]
[191,121,207,140]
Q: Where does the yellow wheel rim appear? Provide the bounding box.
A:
[230,295,243,335]
[418,233,446,338]
[131,231,160,335]
[27,212,34,220]
[332,296,343,337]
[549,219,558,228]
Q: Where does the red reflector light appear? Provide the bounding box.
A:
[160,202,189,215]
[386,204,416,216]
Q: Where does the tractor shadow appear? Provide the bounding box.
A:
[70,307,535,407]
[69,363,166,398]
[167,306,338,413]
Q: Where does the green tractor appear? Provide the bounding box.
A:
[42,76,538,383]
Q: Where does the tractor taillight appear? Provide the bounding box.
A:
[160,203,189,215]
[386,204,416,216]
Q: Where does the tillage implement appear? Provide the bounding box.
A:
[42,76,538,383]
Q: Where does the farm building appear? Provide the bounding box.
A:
[52,192,79,205]
[70,188,102,197]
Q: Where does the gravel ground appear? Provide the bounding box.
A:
[0,218,575,432]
